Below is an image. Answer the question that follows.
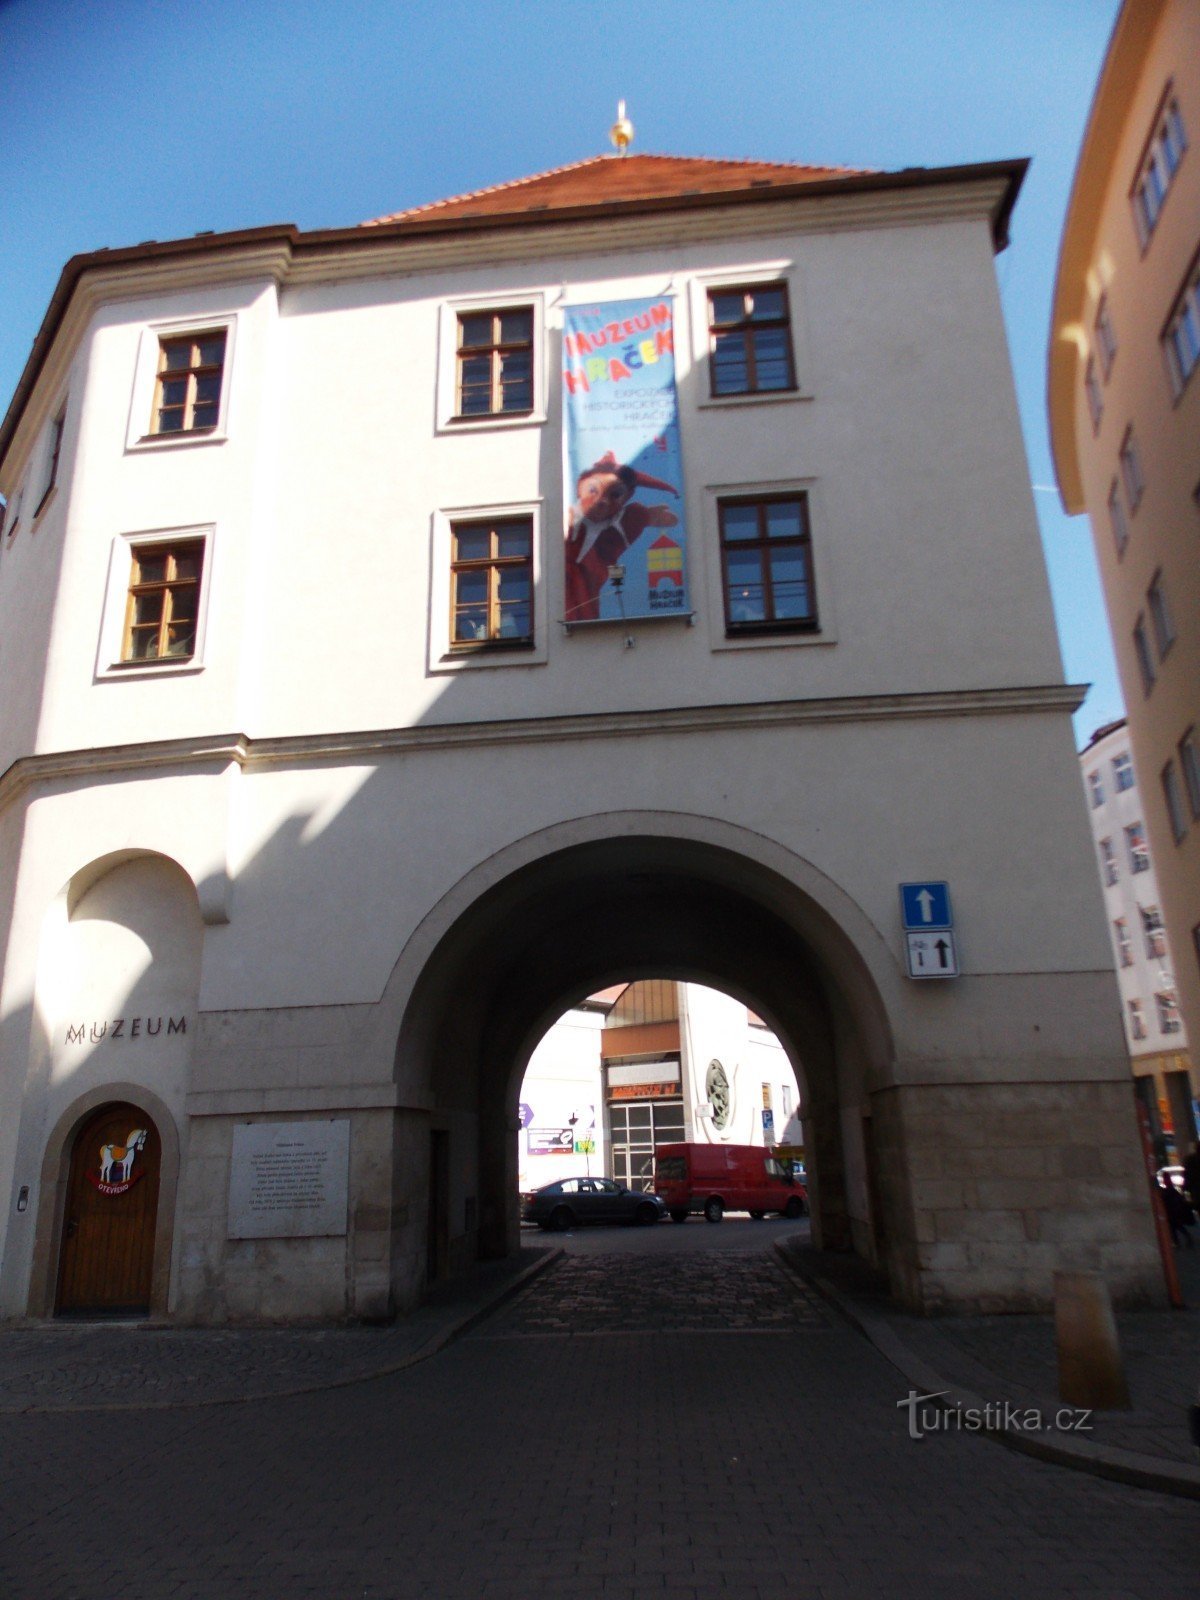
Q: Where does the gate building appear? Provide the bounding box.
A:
[0,150,1161,1321]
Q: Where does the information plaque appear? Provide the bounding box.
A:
[227,1119,350,1239]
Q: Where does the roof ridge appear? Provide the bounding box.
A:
[361,151,874,228]
[361,154,608,227]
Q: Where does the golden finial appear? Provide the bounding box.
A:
[610,99,634,155]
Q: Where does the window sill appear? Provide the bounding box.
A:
[712,623,832,654]
[98,657,204,682]
[697,388,810,412]
[128,428,227,455]
[447,638,536,655]
[437,410,545,436]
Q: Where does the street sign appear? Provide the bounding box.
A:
[905,930,959,979]
[900,881,952,930]
[761,1108,775,1136]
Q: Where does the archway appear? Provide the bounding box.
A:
[393,826,897,1296]
[55,1101,162,1316]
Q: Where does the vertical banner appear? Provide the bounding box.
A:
[562,296,688,624]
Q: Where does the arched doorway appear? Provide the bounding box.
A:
[56,1102,162,1317]
[392,827,896,1298]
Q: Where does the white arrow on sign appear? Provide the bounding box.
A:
[916,889,935,923]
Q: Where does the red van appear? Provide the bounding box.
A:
[653,1142,807,1223]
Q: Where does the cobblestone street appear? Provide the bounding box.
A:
[2,1239,1196,1599]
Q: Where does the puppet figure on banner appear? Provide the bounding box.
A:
[562,297,688,624]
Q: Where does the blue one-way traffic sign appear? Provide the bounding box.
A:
[900,881,952,930]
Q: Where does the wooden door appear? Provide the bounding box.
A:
[56,1103,161,1316]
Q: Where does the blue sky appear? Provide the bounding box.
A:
[0,0,1123,740]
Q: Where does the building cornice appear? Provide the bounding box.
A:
[0,683,1085,815]
[1047,0,1165,513]
[1,160,1025,478]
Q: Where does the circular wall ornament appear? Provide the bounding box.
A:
[706,1059,731,1131]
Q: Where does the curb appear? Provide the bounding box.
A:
[6,1245,565,1416]
[774,1239,1200,1502]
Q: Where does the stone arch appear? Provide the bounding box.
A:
[28,1081,181,1318]
[14,849,202,1317]
[385,811,901,1302]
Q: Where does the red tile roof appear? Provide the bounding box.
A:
[362,152,872,226]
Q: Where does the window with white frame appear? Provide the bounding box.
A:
[1179,728,1200,821]
[1133,615,1156,695]
[1095,295,1117,377]
[1141,905,1167,961]
[1164,257,1200,395]
[448,515,534,647]
[1119,428,1144,511]
[1087,769,1104,808]
[1100,836,1119,886]
[1156,991,1182,1036]
[1162,760,1188,844]
[1128,998,1147,1042]
[1114,917,1133,968]
[98,525,213,675]
[1084,355,1103,431]
[127,315,235,450]
[1147,570,1174,659]
[1108,479,1129,556]
[454,307,533,418]
[1112,750,1135,792]
[707,282,796,397]
[1125,821,1150,873]
[717,493,817,633]
[150,330,226,435]
[1132,90,1187,245]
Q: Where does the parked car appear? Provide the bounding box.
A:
[653,1142,807,1223]
[520,1176,666,1231]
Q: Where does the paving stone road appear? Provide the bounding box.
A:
[2,1246,1196,1599]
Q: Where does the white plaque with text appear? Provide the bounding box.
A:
[227,1120,350,1239]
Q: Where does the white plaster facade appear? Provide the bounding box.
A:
[0,154,1162,1320]
[1079,717,1196,1155]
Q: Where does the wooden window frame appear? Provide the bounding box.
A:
[1108,479,1129,557]
[1127,998,1147,1042]
[707,282,797,398]
[454,307,534,420]
[120,538,205,664]
[1084,355,1103,431]
[1125,821,1150,874]
[1099,837,1118,886]
[150,330,226,436]
[1161,247,1200,398]
[1178,728,1200,822]
[1141,906,1167,961]
[1133,615,1155,695]
[1130,85,1187,248]
[1094,295,1118,378]
[1156,991,1182,1036]
[1119,427,1144,512]
[1147,569,1174,659]
[449,515,534,650]
[1114,917,1133,968]
[35,406,66,518]
[1161,760,1188,844]
[717,492,817,635]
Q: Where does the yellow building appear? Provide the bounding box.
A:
[1050,0,1200,1058]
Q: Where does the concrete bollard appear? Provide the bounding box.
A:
[1054,1270,1131,1411]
